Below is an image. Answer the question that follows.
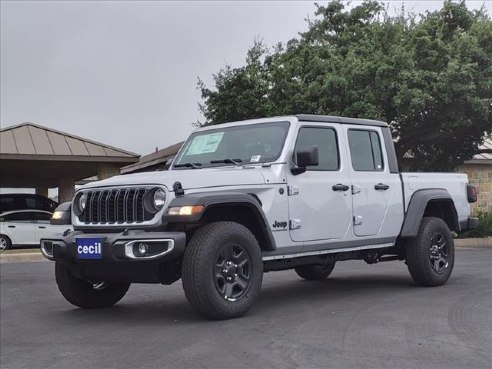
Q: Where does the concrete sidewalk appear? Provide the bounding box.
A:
[1,237,491,264]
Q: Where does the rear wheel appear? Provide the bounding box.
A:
[406,217,455,287]
[55,261,130,308]
[182,221,263,320]
[295,262,335,280]
[0,235,12,251]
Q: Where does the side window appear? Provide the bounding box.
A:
[35,212,52,224]
[25,198,36,209]
[348,130,384,171]
[295,127,339,171]
[2,212,36,223]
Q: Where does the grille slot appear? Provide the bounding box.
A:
[79,187,155,225]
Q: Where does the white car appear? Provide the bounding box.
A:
[0,210,70,250]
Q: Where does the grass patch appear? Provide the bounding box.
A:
[459,212,492,238]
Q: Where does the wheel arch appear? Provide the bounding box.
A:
[164,192,276,251]
[400,189,459,238]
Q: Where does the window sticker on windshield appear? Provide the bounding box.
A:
[186,132,225,155]
[250,155,261,163]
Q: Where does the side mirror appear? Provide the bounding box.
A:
[291,145,319,175]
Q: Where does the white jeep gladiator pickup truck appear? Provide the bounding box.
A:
[42,115,479,319]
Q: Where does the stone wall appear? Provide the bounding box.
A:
[458,164,492,215]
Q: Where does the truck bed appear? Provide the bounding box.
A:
[401,172,470,224]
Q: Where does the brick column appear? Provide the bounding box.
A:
[58,178,75,203]
[98,163,121,180]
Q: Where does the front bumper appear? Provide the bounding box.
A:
[40,229,186,263]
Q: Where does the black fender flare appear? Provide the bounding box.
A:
[400,189,459,237]
[164,191,276,251]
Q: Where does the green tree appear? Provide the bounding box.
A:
[198,0,492,171]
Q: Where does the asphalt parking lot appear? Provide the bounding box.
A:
[1,248,491,369]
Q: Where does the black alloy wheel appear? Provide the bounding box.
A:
[429,232,449,274]
[214,243,252,301]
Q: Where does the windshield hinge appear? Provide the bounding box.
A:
[173,181,185,196]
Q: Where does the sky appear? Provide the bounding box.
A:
[1,0,491,159]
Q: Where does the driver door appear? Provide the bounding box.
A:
[287,124,352,242]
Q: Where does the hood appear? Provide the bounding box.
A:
[81,167,267,192]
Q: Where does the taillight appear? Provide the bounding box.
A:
[467,184,477,203]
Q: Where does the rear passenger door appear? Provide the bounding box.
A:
[287,124,352,242]
[345,127,400,237]
[1,212,36,245]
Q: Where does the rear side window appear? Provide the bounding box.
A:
[2,212,36,223]
[294,127,339,171]
[348,130,384,171]
[34,212,52,223]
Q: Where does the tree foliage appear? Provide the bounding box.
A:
[198,0,492,171]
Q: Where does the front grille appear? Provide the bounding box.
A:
[80,188,154,224]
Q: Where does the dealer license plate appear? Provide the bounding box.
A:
[76,238,103,259]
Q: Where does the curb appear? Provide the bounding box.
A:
[0,252,47,264]
[455,237,492,248]
[1,238,491,264]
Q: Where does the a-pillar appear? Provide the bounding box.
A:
[58,178,75,203]
[98,163,121,180]
[35,187,48,198]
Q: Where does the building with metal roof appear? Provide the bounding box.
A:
[0,122,139,202]
[121,141,183,174]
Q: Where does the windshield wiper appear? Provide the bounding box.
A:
[210,158,243,166]
[173,162,202,169]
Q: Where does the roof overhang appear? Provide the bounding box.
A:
[0,158,134,188]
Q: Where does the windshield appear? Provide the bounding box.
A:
[173,121,290,169]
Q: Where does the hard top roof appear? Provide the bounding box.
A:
[296,114,388,127]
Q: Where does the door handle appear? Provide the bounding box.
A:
[375,183,390,191]
[38,226,47,229]
[7,225,16,228]
[332,183,350,192]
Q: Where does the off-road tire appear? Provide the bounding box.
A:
[182,221,263,320]
[406,217,455,287]
[55,261,130,308]
[0,235,12,251]
[295,262,336,280]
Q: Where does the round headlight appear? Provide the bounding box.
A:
[78,193,88,212]
[153,189,166,210]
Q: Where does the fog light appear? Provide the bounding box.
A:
[40,241,55,259]
[138,243,149,256]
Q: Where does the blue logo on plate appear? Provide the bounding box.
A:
[76,238,103,259]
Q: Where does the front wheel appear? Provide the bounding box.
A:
[55,261,130,308]
[182,222,263,320]
[406,217,455,287]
